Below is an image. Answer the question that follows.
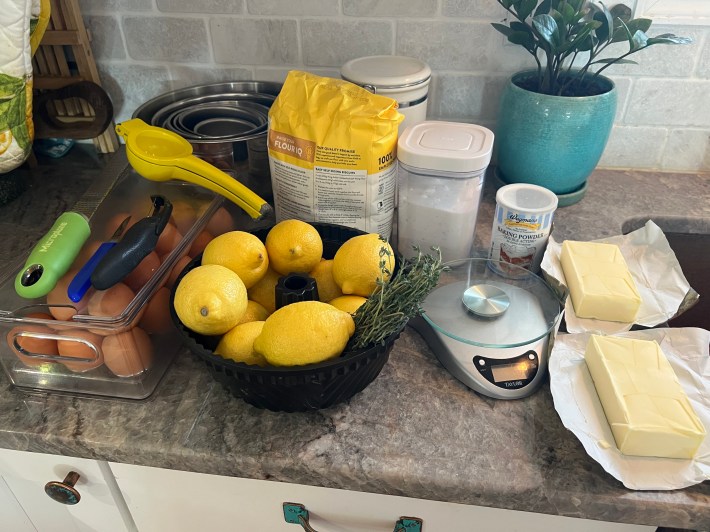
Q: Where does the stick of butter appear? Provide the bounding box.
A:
[560,240,641,322]
[585,334,706,459]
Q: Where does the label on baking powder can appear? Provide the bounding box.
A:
[488,184,558,277]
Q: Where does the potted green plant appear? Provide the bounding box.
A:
[492,0,691,205]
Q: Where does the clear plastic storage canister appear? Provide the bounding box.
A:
[397,121,494,262]
[341,55,431,133]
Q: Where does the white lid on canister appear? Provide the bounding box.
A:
[341,55,431,90]
[496,183,558,214]
[397,121,495,174]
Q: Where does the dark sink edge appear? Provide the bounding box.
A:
[622,216,710,235]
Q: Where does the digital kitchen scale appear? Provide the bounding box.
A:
[410,258,563,399]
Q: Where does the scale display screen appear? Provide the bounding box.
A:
[472,350,539,390]
[491,361,536,383]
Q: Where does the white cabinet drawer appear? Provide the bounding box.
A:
[0,448,130,532]
[110,461,653,532]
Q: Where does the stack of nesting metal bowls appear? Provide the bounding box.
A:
[133,81,282,202]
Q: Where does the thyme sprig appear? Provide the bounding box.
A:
[350,243,446,349]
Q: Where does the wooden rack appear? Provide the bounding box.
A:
[32,0,119,153]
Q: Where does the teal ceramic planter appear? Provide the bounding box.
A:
[496,70,617,203]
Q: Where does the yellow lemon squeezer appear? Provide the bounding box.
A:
[116,119,272,220]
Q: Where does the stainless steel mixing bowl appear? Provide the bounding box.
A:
[133,81,282,202]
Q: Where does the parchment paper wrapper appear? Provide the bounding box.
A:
[549,327,710,490]
[541,220,694,335]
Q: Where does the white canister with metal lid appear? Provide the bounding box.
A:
[341,55,431,133]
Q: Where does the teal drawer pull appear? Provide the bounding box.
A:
[283,502,423,532]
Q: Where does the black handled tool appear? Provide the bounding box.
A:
[67,215,132,302]
[91,195,173,291]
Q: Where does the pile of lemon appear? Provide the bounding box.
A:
[173,219,394,367]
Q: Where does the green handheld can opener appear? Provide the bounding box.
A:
[14,212,91,299]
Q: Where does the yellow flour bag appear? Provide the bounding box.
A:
[268,71,403,238]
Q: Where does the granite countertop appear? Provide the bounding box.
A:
[1,145,709,530]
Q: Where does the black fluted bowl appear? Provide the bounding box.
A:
[169,222,401,412]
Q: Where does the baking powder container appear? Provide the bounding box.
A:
[341,55,431,133]
[397,121,494,262]
[488,183,558,277]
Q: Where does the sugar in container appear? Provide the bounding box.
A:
[396,121,494,262]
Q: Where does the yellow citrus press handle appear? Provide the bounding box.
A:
[172,156,270,219]
[116,119,272,220]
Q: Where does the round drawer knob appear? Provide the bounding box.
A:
[44,471,81,505]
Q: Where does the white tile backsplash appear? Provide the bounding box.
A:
[595,25,707,79]
[695,36,710,78]
[97,63,172,121]
[80,0,151,12]
[210,18,299,65]
[247,0,338,16]
[342,0,438,17]
[301,19,393,67]
[123,16,211,62]
[661,129,710,172]
[396,21,495,70]
[253,67,342,83]
[166,66,254,90]
[433,73,508,121]
[89,3,710,174]
[442,0,507,19]
[612,77,632,123]
[598,126,668,169]
[625,79,710,128]
[85,15,126,60]
[157,0,243,14]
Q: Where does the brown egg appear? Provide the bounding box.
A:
[166,255,192,289]
[189,230,213,257]
[88,282,136,317]
[91,282,156,337]
[87,283,136,316]
[155,223,183,257]
[86,283,143,337]
[138,287,173,335]
[57,329,103,373]
[47,269,89,321]
[123,251,161,293]
[102,327,154,377]
[170,201,198,235]
[103,212,136,240]
[7,312,58,367]
[205,207,234,236]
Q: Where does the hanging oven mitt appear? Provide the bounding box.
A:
[0,0,50,174]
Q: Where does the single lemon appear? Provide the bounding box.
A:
[246,267,281,314]
[253,301,355,366]
[332,234,394,297]
[238,300,271,324]
[174,264,247,336]
[309,259,343,303]
[265,219,323,275]
[202,231,269,289]
[215,321,267,366]
[329,295,367,315]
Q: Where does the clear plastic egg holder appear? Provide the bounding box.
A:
[0,164,235,400]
